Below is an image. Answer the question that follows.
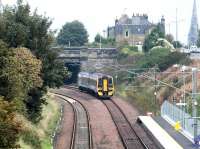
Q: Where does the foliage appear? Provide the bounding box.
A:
[90,33,116,47]
[125,87,156,113]
[165,34,174,43]
[0,1,68,122]
[137,48,170,68]
[19,94,61,149]
[136,48,191,71]
[21,130,41,149]
[143,24,165,52]
[0,98,22,149]
[120,46,139,56]
[94,34,103,43]
[156,38,174,50]
[57,20,88,46]
[26,88,46,123]
[172,41,183,48]
[0,45,43,113]
[158,52,191,71]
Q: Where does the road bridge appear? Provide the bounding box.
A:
[51,47,118,83]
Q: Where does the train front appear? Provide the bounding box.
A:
[97,76,114,98]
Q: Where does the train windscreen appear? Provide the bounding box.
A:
[98,78,103,87]
[108,78,113,87]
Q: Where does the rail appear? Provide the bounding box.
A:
[103,100,149,149]
[52,93,93,149]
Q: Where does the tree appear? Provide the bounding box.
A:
[172,41,183,48]
[0,1,68,122]
[94,34,104,43]
[165,34,174,43]
[0,98,22,149]
[57,20,88,46]
[0,46,43,112]
[92,33,116,47]
[143,23,165,52]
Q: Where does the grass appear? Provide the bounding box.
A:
[19,93,61,149]
[116,83,157,114]
[18,139,32,149]
[41,138,52,149]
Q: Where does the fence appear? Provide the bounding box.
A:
[161,100,200,139]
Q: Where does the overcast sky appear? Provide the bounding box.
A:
[2,0,198,44]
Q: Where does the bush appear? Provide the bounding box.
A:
[136,48,191,71]
[0,99,22,149]
[21,130,41,149]
[158,52,191,71]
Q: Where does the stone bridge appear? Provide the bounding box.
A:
[51,47,118,83]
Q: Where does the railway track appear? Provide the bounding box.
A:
[54,86,158,149]
[53,93,92,149]
[103,100,157,149]
[63,84,79,90]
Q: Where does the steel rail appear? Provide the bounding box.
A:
[53,93,93,149]
[102,99,149,149]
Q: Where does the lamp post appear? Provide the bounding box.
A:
[181,66,186,129]
[192,68,198,138]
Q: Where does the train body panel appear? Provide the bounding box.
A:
[78,72,114,98]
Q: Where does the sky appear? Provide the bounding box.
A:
[2,0,198,44]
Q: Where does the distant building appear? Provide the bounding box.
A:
[188,0,199,46]
[107,14,165,46]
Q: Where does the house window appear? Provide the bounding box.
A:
[125,31,129,37]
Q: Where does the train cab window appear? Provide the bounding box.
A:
[108,78,113,87]
[98,78,103,87]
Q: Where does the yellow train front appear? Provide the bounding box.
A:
[78,72,114,99]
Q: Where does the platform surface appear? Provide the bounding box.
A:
[154,116,195,149]
[139,116,183,149]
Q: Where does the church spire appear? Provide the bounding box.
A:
[188,0,199,46]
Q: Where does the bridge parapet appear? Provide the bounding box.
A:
[52,47,117,61]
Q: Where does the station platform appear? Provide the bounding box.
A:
[154,117,195,149]
[138,116,195,149]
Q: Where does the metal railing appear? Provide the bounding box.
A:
[161,100,199,138]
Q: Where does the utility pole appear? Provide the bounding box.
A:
[192,68,198,138]
[176,8,178,48]
[176,8,178,41]
[154,66,157,115]
[100,35,102,49]
[183,71,186,129]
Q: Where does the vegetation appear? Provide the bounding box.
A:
[165,34,174,43]
[0,98,22,149]
[19,94,61,149]
[136,48,191,71]
[172,41,183,48]
[143,24,165,52]
[119,45,139,57]
[116,42,191,114]
[57,20,88,46]
[88,33,116,48]
[0,0,67,147]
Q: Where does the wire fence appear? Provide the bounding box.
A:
[161,100,200,138]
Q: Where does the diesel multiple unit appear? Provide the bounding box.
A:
[78,72,114,98]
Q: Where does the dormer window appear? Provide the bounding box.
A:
[125,31,129,37]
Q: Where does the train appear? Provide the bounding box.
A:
[78,72,114,98]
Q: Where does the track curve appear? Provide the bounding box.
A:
[53,93,92,149]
